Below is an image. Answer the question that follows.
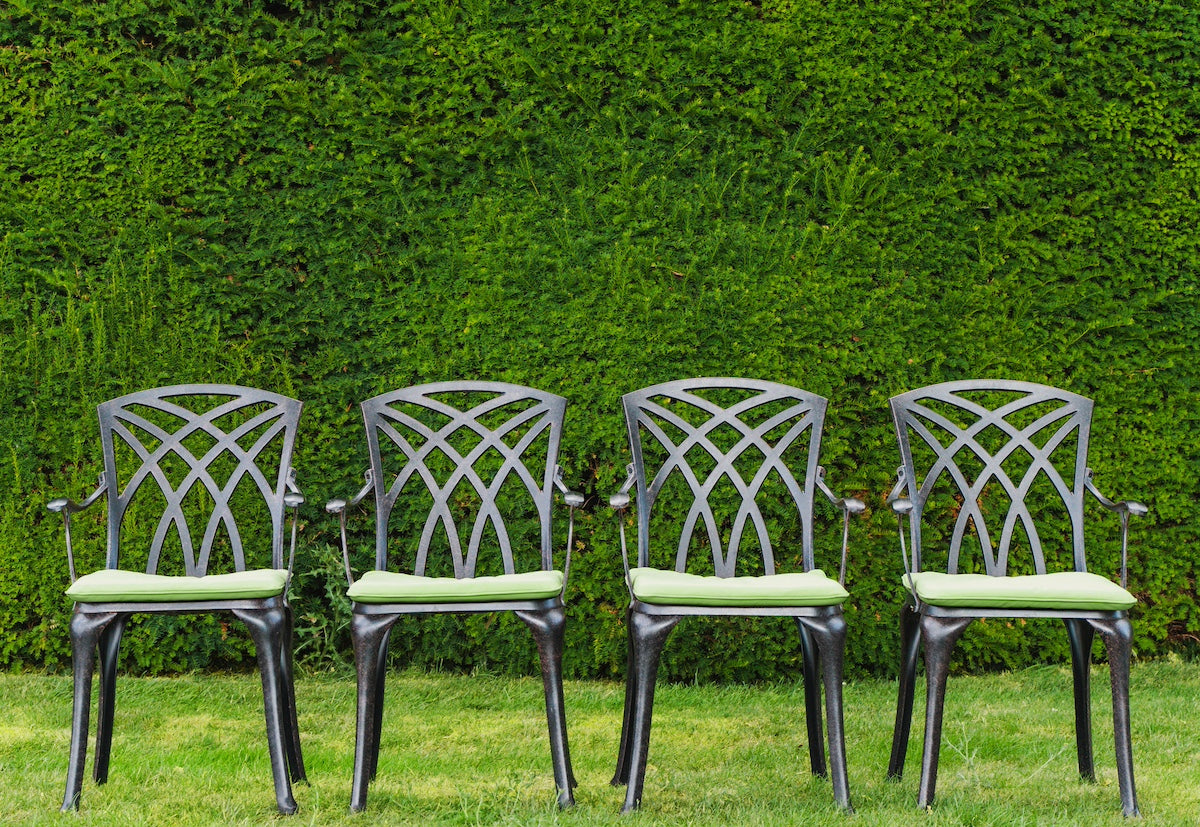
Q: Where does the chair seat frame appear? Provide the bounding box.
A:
[49,385,307,815]
[884,380,1143,817]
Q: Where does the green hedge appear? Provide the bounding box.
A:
[1,0,1197,680]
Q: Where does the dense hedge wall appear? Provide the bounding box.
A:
[1,0,1197,680]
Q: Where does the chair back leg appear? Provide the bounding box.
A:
[611,606,638,787]
[888,603,922,780]
[280,605,307,783]
[796,621,827,778]
[93,614,129,785]
[1064,618,1096,781]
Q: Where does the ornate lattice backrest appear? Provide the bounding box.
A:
[361,382,566,577]
[890,380,1093,576]
[622,378,827,577]
[98,385,302,575]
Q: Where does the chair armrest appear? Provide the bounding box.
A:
[283,470,306,576]
[886,465,913,514]
[608,464,637,587]
[326,470,375,587]
[47,477,107,584]
[1084,468,1146,589]
[1085,469,1148,516]
[553,465,585,509]
[886,466,920,602]
[552,466,584,596]
[815,466,864,586]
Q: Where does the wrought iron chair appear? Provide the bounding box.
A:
[884,380,1145,815]
[609,378,863,813]
[48,385,307,814]
[327,381,581,811]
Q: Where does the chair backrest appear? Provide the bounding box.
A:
[360,381,567,577]
[97,385,303,575]
[890,380,1093,576]
[622,378,828,577]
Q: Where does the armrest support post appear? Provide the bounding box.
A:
[47,476,107,585]
[326,470,375,587]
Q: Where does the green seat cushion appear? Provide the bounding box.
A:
[628,567,848,607]
[347,569,564,604]
[66,568,290,603]
[905,571,1136,611]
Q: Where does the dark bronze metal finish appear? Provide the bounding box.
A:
[884,380,1143,816]
[329,382,580,812]
[49,385,307,814]
[609,378,862,814]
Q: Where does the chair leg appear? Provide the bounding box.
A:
[1065,618,1096,782]
[796,620,827,778]
[350,611,395,813]
[366,625,391,783]
[516,606,576,808]
[1090,617,1139,817]
[612,606,638,787]
[800,612,853,812]
[280,604,307,784]
[621,610,680,814]
[93,613,129,785]
[916,615,972,810]
[62,610,119,812]
[887,602,922,780]
[233,607,298,815]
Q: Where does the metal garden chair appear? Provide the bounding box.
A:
[327,381,581,812]
[49,385,307,814]
[885,380,1144,815]
[608,378,863,813]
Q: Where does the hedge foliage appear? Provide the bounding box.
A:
[1,0,1197,680]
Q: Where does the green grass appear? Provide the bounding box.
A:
[3,661,1199,825]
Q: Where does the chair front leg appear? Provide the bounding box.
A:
[799,612,853,812]
[917,614,972,810]
[350,611,396,813]
[622,610,681,814]
[62,610,119,812]
[796,620,827,779]
[1090,616,1139,817]
[233,606,298,815]
[93,613,129,785]
[888,602,922,780]
[1065,618,1096,782]
[516,606,576,808]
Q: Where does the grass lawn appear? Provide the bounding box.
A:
[2,660,1199,825]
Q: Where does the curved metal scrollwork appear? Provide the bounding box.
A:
[890,380,1093,575]
[98,385,303,574]
[361,382,567,575]
[622,378,826,577]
